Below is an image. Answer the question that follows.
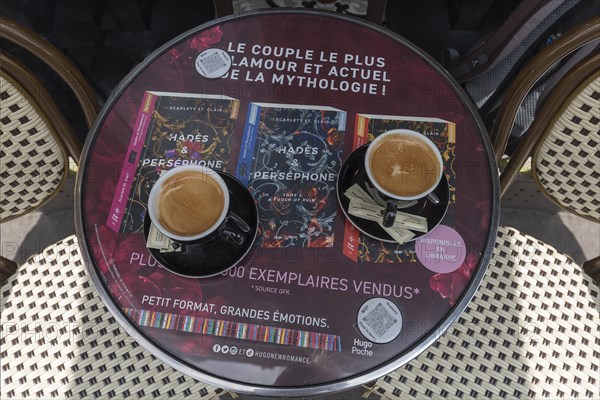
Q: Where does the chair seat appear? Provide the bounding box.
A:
[0,236,224,399]
[370,226,600,399]
[3,230,598,398]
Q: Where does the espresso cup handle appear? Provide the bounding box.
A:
[218,213,250,245]
[219,229,245,245]
[383,200,397,228]
[229,212,251,233]
[427,192,440,205]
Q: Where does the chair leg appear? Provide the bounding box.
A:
[0,255,18,285]
[583,256,600,285]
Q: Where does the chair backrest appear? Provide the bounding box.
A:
[532,69,599,221]
[0,17,101,221]
[213,0,388,25]
[497,50,599,207]
[0,54,69,222]
[0,16,100,130]
[494,20,599,281]
[490,16,598,164]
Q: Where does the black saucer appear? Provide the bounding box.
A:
[144,173,258,278]
[337,145,449,243]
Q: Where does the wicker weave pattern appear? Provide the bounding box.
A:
[0,76,65,221]
[371,226,600,399]
[535,77,600,221]
[0,236,224,399]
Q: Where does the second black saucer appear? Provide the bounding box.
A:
[144,172,258,278]
[337,145,449,243]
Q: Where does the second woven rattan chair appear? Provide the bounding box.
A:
[0,236,226,399]
[0,55,72,222]
[0,54,74,282]
[369,17,600,399]
[0,17,100,283]
[492,18,599,283]
[0,18,229,398]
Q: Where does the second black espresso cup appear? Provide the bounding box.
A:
[363,129,444,227]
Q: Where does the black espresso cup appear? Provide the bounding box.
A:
[147,165,250,246]
[363,129,444,227]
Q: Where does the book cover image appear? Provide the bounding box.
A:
[237,103,347,248]
[107,91,240,234]
[343,114,457,263]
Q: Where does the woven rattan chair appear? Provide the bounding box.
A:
[0,54,72,280]
[1,54,71,221]
[0,19,228,397]
[533,64,600,283]
[0,17,231,398]
[490,18,599,283]
[0,235,225,399]
[0,17,100,283]
[368,18,600,399]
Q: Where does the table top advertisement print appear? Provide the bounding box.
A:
[236,102,346,248]
[107,91,240,233]
[76,11,498,397]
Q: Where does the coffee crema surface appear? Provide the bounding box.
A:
[157,171,225,236]
[369,134,440,197]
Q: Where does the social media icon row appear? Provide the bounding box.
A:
[213,344,254,357]
[213,344,240,355]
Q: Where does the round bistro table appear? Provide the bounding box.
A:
[76,10,499,397]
